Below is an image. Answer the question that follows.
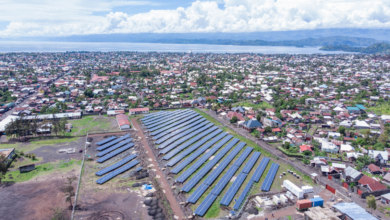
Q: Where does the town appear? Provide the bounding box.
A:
[0,51,390,220]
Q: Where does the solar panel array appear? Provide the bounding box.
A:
[233,179,254,210]
[96,139,133,157]
[153,117,206,141]
[172,135,233,175]
[96,134,131,151]
[149,115,202,136]
[162,127,220,160]
[220,172,247,206]
[96,136,117,146]
[141,111,171,123]
[145,110,192,127]
[252,157,270,182]
[260,163,279,191]
[141,110,168,121]
[148,112,199,132]
[179,138,239,190]
[96,160,140,184]
[97,143,135,163]
[159,123,214,153]
[95,154,137,176]
[242,152,261,174]
[167,132,227,167]
[194,194,217,217]
[156,120,208,148]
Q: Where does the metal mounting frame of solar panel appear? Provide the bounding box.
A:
[177,138,239,185]
[149,114,201,134]
[186,183,209,203]
[166,132,227,167]
[162,127,220,160]
[251,157,270,182]
[158,123,214,153]
[148,112,198,132]
[97,143,135,163]
[153,117,206,141]
[95,154,137,176]
[154,118,207,143]
[233,180,254,210]
[241,152,261,174]
[145,110,192,127]
[209,165,239,195]
[96,136,117,146]
[144,110,191,127]
[97,140,134,157]
[96,160,140,184]
[156,120,208,149]
[220,172,247,206]
[170,134,232,174]
[141,111,167,121]
[260,163,279,191]
[194,194,217,216]
[141,111,171,123]
[96,133,131,151]
[233,147,253,167]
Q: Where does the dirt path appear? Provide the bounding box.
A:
[131,118,185,220]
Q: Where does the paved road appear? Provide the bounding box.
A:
[131,118,185,220]
[200,108,385,219]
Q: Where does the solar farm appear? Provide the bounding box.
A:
[141,109,281,217]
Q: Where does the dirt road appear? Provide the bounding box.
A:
[131,118,185,220]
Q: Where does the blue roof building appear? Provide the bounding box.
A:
[319,84,328,89]
[355,104,366,110]
[346,107,360,114]
[241,119,262,131]
[232,106,245,114]
[333,203,376,220]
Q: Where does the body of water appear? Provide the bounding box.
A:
[0,41,353,54]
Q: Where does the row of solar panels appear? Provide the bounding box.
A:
[149,113,201,136]
[96,136,116,146]
[153,117,206,142]
[148,112,198,132]
[95,154,137,176]
[161,126,219,159]
[260,163,279,191]
[96,134,131,151]
[96,159,140,184]
[157,120,208,148]
[141,110,167,120]
[144,109,192,127]
[97,143,135,163]
[96,138,133,157]
[141,110,181,123]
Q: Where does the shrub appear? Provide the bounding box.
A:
[20,151,24,156]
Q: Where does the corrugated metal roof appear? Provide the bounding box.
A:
[333,203,376,220]
[116,114,130,127]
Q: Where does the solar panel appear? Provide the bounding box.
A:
[153,118,206,141]
[186,183,209,204]
[233,147,253,167]
[97,143,135,163]
[159,123,214,153]
[233,179,254,210]
[203,142,245,186]
[95,154,137,176]
[210,165,239,195]
[177,138,238,185]
[96,139,133,157]
[148,112,199,132]
[144,110,192,127]
[156,120,208,147]
[141,111,165,120]
[141,110,181,123]
[96,160,140,184]
[96,134,131,151]
[220,173,247,206]
[96,136,117,146]
[167,132,227,168]
[242,152,261,174]
[251,157,270,182]
[149,115,203,136]
[260,163,279,191]
[162,127,220,160]
[194,194,217,216]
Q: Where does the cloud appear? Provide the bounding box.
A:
[1,0,390,37]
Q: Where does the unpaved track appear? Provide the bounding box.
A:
[131,118,185,220]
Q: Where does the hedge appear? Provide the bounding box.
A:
[278,147,304,158]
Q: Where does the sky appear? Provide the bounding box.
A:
[1,0,390,37]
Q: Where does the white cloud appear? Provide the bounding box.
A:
[1,0,390,37]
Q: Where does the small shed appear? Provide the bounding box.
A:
[19,164,35,173]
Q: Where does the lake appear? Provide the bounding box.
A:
[0,41,353,54]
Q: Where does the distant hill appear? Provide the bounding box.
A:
[320,43,390,53]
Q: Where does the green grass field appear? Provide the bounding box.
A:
[233,101,272,110]
[2,159,82,182]
[0,137,80,152]
[69,116,118,136]
[369,103,390,115]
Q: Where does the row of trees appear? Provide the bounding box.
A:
[5,114,69,139]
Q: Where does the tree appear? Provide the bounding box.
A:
[378,132,388,146]
[62,176,77,208]
[256,114,261,122]
[337,126,346,136]
[366,195,377,214]
[265,126,272,133]
[230,116,238,124]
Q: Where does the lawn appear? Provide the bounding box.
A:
[2,159,82,182]
[0,137,80,152]
[233,101,272,110]
[369,102,390,115]
[68,116,119,136]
